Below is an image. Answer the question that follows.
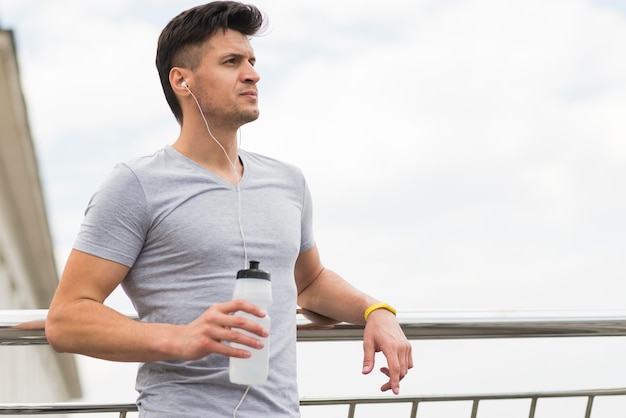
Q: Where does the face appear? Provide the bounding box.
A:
[190,29,260,129]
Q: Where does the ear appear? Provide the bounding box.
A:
[169,67,192,95]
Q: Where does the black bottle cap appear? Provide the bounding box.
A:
[236,260,271,280]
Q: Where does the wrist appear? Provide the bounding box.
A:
[154,323,185,360]
[364,302,396,322]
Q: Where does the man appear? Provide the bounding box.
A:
[46,2,412,417]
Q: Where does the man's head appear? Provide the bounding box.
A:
[156,1,265,124]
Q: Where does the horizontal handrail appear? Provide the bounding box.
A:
[297,308,626,341]
[3,309,626,417]
[0,403,136,416]
[300,386,626,405]
[3,309,626,345]
[2,387,626,416]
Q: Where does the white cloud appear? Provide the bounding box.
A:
[239,0,626,316]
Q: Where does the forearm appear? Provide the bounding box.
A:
[297,268,379,325]
[46,298,179,362]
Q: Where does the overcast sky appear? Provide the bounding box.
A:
[2,0,626,417]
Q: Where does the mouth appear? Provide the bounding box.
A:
[240,90,258,100]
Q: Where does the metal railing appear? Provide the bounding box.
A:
[2,309,626,417]
[300,387,626,418]
[2,388,626,417]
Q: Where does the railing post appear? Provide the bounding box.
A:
[528,397,537,418]
[347,402,356,418]
[470,399,479,418]
[584,395,594,418]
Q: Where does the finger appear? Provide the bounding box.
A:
[210,342,252,359]
[387,354,400,395]
[179,326,257,360]
[379,344,413,394]
[194,313,266,351]
[406,344,413,373]
[381,345,401,394]
[226,312,270,338]
[378,367,395,394]
[226,327,266,349]
[362,338,376,375]
[397,342,413,378]
[214,300,266,319]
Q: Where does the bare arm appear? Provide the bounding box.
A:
[295,245,376,324]
[295,245,413,394]
[46,249,267,362]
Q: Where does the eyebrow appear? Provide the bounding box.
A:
[221,52,256,64]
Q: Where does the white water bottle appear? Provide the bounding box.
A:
[229,260,272,385]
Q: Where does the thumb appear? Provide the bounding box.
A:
[362,338,376,374]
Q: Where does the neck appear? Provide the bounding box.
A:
[173,122,243,184]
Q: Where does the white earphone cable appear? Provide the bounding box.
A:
[233,385,251,418]
[185,84,248,268]
[185,82,251,415]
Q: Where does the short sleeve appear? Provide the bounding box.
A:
[74,163,150,267]
[300,179,315,254]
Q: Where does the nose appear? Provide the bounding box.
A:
[243,62,260,84]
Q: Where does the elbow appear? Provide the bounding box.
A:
[296,289,315,312]
[45,310,69,353]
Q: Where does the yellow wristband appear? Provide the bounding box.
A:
[364,302,397,321]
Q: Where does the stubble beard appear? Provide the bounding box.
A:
[202,99,259,131]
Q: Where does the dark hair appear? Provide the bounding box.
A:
[156,1,265,123]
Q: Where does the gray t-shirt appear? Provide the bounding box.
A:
[74,146,314,417]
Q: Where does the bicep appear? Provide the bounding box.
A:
[52,249,130,306]
[294,244,324,297]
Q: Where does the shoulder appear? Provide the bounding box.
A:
[92,148,174,206]
[240,149,304,179]
[108,147,194,192]
[116,147,171,175]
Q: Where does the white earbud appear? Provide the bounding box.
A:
[181,81,188,88]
